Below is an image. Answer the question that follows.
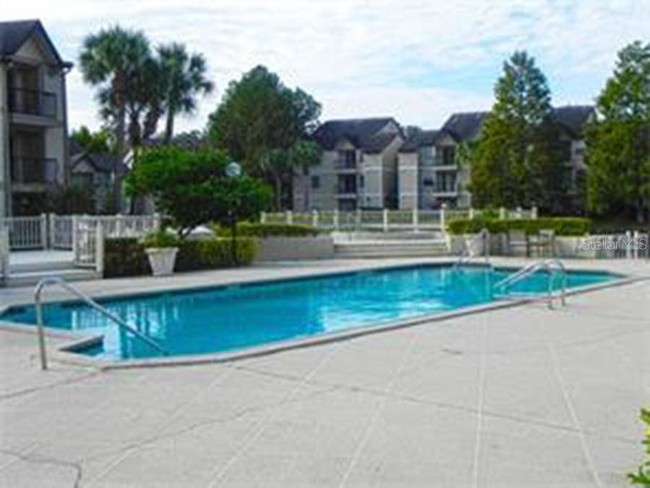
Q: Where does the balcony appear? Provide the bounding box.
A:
[335,159,357,172]
[432,181,458,196]
[8,88,57,118]
[11,157,59,186]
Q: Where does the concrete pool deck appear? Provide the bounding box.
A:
[0,257,648,487]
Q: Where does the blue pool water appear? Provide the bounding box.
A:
[1,265,617,360]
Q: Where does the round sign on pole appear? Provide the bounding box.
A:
[226,161,242,179]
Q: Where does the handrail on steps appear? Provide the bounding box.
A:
[494,259,568,309]
[34,276,168,370]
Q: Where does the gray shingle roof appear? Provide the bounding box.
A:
[553,105,595,137]
[313,117,401,152]
[399,130,440,152]
[441,112,489,142]
[0,19,69,66]
[71,143,128,176]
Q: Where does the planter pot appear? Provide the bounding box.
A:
[145,247,179,276]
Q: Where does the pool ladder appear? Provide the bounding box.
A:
[34,277,168,370]
[494,259,568,309]
[454,228,492,269]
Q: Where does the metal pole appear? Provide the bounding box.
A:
[34,282,48,370]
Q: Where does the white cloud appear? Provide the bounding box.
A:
[3,0,648,132]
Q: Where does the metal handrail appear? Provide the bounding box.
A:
[455,228,491,268]
[495,259,567,309]
[34,277,168,370]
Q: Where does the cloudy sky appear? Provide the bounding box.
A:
[4,0,649,133]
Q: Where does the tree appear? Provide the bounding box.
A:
[79,26,155,209]
[157,43,214,143]
[70,126,114,154]
[207,66,321,208]
[470,51,564,211]
[586,41,650,223]
[125,146,272,236]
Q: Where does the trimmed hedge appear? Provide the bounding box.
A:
[216,222,320,238]
[104,238,150,278]
[447,217,592,236]
[104,237,258,278]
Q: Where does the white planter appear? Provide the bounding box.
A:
[145,247,178,276]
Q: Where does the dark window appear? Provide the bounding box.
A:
[423,177,433,187]
[359,175,365,188]
[311,176,320,189]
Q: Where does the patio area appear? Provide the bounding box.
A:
[0,258,648,487]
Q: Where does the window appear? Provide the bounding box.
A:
[359,175,365,188]
[311,176,320,189]
[423,177,433,187]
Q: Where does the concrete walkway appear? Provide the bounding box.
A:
[0,258,648,487]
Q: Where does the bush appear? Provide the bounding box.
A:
[217,222,320,238]
[447,217,592,236]
[141,230,180,248]
[628,408,650,486]
[104,237,258,278]
[104,238,150,278]
[175,237,258,271]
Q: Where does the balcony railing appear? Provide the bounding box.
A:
[8,88,57,118]
[335,159,357,171]
[432,181,458,194]
[11,157,59,185]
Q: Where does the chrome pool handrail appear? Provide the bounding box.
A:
[455,228,491,269]
[495,259,567,309]
[34,276,168,370]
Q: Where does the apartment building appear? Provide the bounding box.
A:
[397,106,594,209]
[293,117,403,211]
[0,20,71,216]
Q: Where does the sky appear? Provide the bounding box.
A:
[3,0,649,134]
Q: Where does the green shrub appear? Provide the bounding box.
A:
[104,238,150,278]
[447,217,592,236]
[176,237,258,271]
[141,230,180,248]
[216,222,320,238]
[628,408,650,486]
[104,237,258,278]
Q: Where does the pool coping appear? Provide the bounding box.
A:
[0,260,645,370]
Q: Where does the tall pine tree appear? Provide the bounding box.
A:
[586,41,650,223]
[471,51,564,211]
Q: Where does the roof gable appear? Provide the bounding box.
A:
[314,117,401,152]
[441,112,489,142]
[0,19,69,67]
[552,105,595,137]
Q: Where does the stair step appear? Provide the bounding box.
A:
[335,241,450,258]
[6,268,101,287]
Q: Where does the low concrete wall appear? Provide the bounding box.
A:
[256,236,335,262]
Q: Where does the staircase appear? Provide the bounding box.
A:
[334,238,450,259]
[5,252,100,287]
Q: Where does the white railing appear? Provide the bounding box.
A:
[0,214,161,252]
[50,215,73,249]
[71,215,160,271]
[261,206,537,233]
[2,215,48,250]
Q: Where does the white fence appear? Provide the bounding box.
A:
[71,215,160,271]
[261,207,538,233]
[0,214,161,276]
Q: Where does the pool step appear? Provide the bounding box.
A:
[334,240,450,258]
[6,268,102,288]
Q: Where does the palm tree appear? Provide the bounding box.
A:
[157,43,214,143]
[79,26,152,210]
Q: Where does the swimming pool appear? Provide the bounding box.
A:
[1,265,618,361]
